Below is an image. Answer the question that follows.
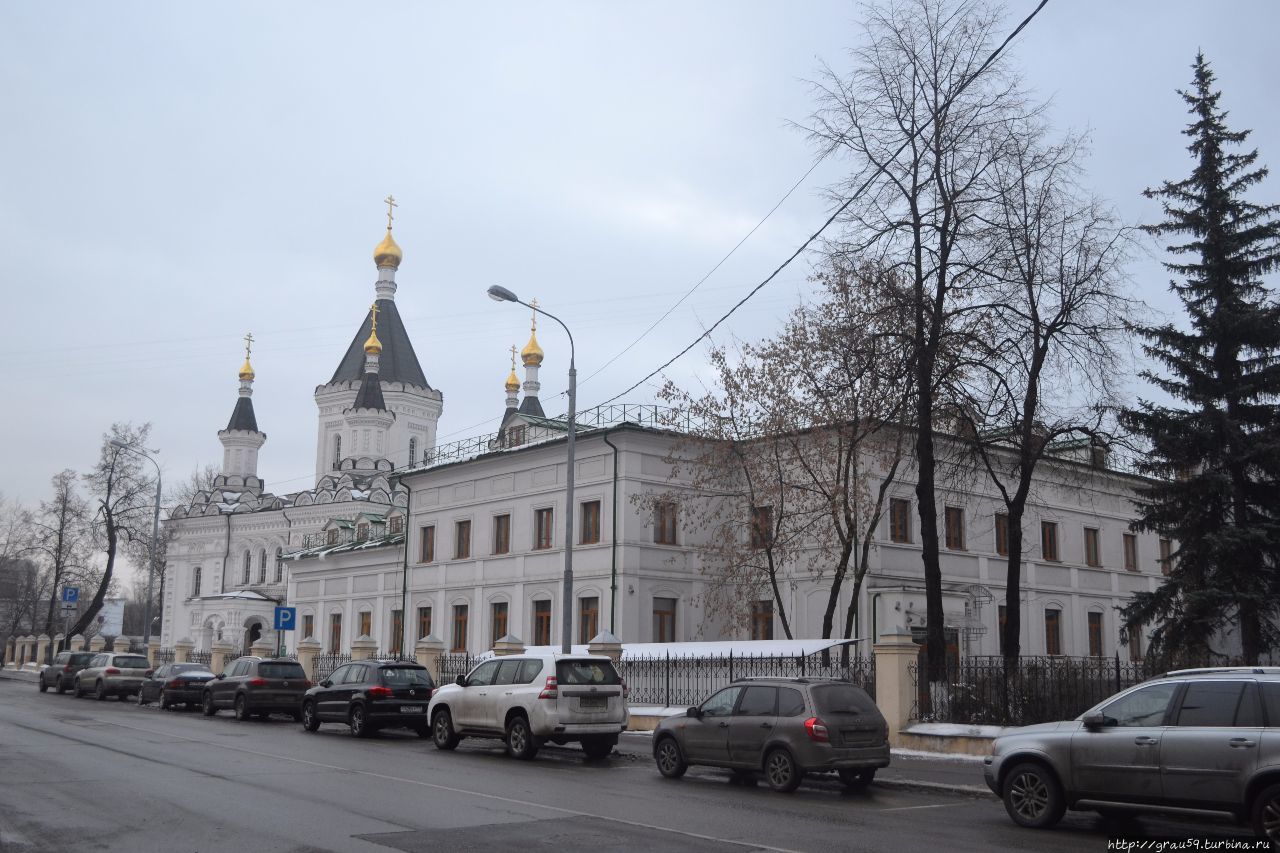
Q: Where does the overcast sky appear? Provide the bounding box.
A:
[2,1,1277,514]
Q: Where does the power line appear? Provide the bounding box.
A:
[590,0,1052,409]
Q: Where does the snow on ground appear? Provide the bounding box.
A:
[903,722,1006,738]
[892,748,988,764]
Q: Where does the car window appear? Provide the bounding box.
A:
[1098,682,1178,726]
[345,665,371,685]
[517,659,543,684]
[700,686,742,718]
[91,654,107,667]
[327,664,351,684]
[493,660,522,685]
[735,686,777,716]
[1174,681,1247,727]
[54,652,69,665]
[382,667,433,687]
[467,660,500,686]
[152,665,168,678]
[72,653,94,666]
[171,663,206,675]
[557,659,621,685]
[114,655,150,669]
[778,687,806,717]
[812,684,878,716]
[1236,683,1263,727]
[1262,683,1280,727]
[260,662,307,680]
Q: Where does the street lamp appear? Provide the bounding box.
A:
[487,285,577,653]
[110,439,162,646]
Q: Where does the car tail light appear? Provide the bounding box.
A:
[367,686,393,699]
[247,678,268,687]
[166,679,184,688]
[63,665,73,673]
[538,676,558,700]
[299,680,311,689]
[621,678,629,700]
[105,668,121,675]
[804,717,829,743]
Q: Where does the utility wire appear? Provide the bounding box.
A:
[591,0,1052,409]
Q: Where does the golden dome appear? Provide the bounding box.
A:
[238,356,255,381]
[505,368,520,393]
[373,228,402,269]
[364,327,383,355]
[521,331,544,366]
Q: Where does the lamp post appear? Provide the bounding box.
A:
[110,440,162,646]
[487,285,576,653]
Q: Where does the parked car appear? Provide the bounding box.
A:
[73,652,152,700]
[428,654,628,760]
[201,656,310,721]
[38,651,96,694]
[651,677,889,793]
[137,663,216,709]
[301,660,435,737]
[984,667,1280,844]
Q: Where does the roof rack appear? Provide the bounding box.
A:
[731,676,853,684]
[1163,666,1280,677]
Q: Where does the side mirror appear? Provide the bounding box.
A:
[217,673,226,680]
[145,669,154,678]
[1082,712,1106,730]
[455,675,468,687]
[321,680,332,688]
[686,706,702,719]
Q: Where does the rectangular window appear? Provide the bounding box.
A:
[358,611,372,639]
[994,513,1009,557]
[1088,612,1103,657]
[450,605,468,653]
[192,566,202,597]
[1159,538,1172,576]
[492,514,511,555]
[1044,608,1061,656]
[507,425,526,446]
[889,498,911,543]
[491,602,508,645]
[750,506,773,549]
[1123,533,1138,572]
[653,597,677,643]
[329,613,342,655]
[1129,623,1144,661]
[580,500,601,545]
[751,600,774,641]
[454,520,471,559]
[944,506,965,550]
[532,600,552,646]
[654,501,678,545]
[389,609,403,656]
[1041,521,1059,562]
[534,508,554,550]
[578,596,599,645]
[1084,528,1101,567]
[356,522,369,542]
[419,525,435,563]
[388,515,403,534]
[417,606,432,641]
[302,613,314,640]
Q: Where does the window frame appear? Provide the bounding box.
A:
[578,596,599,645]
[419,525,435,563]
[994,513,1009,557]
[750,600,774,641]
[1041,520,1060,562]
[1087,611,1103,657]
[944,506,965,550]
[1084,527,1101,568]
[749,506,773,549]
[490,601,509,645]
[454,519,472,560]
[534,507,554,550]
[328,612,343,655]
[580,500,601,545]
[492,514,511,555]
[889,498,911,544]
[1123,532,1138,572]
[417,606,432,641]
[450,604,469,653]
[654,501,678,545]
[532,599,552,646]
[653,596,677,643]
[1044,607,1062,656]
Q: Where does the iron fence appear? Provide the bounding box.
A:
[312,653,352,681]
[373,650,415,661]
[187,650,212,666]
[154,648,175,665]
[617,652,876,708]
[437,653,475,681]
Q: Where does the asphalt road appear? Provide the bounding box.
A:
[0,678,1264,852]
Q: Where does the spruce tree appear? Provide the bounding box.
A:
[1121,53,1280,664]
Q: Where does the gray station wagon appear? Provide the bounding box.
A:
[984,667,1280,843]
[73,653,151,700]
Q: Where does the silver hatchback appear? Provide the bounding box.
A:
[73,653,152,701]
[984,667,1280,843]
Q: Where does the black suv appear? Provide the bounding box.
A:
[39,651,95,694]
[301,660,435,738]
[202,656,310,721]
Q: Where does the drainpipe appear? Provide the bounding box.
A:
[400,477,412,657]
[220,514,232,594]
[602,430,620,634]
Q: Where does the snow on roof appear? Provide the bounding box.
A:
[474,638,868,662]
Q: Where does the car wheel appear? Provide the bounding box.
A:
[581,736,615,760]
[54,676,66,695]
[1002,761,1066,829]
[202,691,217,716]
[73,679,83,698]
[137,690,148,706]
[838,768,876,789]
[764,748,803,793]
[1251,782,1280,845]
[159,690,171,711]
[654,737,687,779]
[94,681,107,701]
[234,695,251,721]
[38,676,48,693]
[431,709,460,750]
[349,704,374,738]
[505,715,539,760]
[301,701,320,732]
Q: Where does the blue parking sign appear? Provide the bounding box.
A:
[274,607,297,631]
[61,587,79,603]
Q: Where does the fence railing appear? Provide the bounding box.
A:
[437,653,475,681]
[187,650,212,667]
[372,650,415,661]
[617,652,875,708]
[313,653,352,681]
[154,648,175,665]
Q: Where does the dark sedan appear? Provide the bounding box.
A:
[301,660,435,738]
[137,663,215,709]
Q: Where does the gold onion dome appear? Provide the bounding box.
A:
[373,228,402,269]
[238,356,255,381]
[364,327,383,356]
[521,324,544,366]
[505,367,521,392]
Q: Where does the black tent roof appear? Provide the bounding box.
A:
[329,299,431,389]
[226,397,259,432]
[351,372,387,411]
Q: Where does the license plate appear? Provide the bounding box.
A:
[579,697,606,710]
[400,705,423,714]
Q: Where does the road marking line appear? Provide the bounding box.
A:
[101,717,803,853]
[878,803,968,812]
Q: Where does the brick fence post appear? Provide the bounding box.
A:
[174,638,193,664]
[415,635,444,682]
[874,628,920,747]
[296,637,321,681]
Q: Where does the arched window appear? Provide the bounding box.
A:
[242,550,251,585]
[274,547,283,583]
[258,549,267,583]
[192,567,202,597]
[408,438,417,469]
[332,434,342,469]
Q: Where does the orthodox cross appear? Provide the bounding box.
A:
[383,195,397,229]
[529,297,539,329]
[510,344,518,369]
[244,332,254,359]
[369,302,380,333]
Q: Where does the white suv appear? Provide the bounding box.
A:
[427,654,628,760]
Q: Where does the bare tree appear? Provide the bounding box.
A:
[29,470,92,639]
